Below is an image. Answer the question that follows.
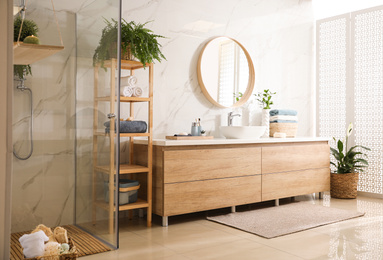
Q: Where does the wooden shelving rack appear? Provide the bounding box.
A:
[93,58,153,233]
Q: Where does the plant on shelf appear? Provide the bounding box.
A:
[330,122,370,199]
[14,16,39,79]
[93,18,166,69]
[255,89,276,109]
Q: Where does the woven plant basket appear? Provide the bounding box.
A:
[24,238,78,260]
[269,123,298,137]
[109,42,136,61]
[330,172,359,199]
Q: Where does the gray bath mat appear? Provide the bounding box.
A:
[207,202,365,238]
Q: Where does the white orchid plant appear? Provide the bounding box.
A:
[330,122,370,174]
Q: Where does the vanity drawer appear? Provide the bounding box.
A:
[262,143,330,174]
[262,168,330,201]
[163,147,261,183]
[163,175,262,216]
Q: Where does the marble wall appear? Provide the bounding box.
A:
[123,0,315,138]
[11,3,76,232]
[11,0,315,232]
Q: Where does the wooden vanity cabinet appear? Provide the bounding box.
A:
[134,140,330,226]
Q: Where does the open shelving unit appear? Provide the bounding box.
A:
[92,58,153,233]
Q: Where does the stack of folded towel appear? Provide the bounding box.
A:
[120,75,143,97]
[269,109,298,137]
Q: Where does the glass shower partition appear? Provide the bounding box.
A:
[75,0,121,248]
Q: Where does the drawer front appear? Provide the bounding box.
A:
[262,168,330,201]
[262,143,330,174]
[163,175,262,216]
[164,147,261,183]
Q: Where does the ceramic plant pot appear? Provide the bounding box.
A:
[261,109,271,138]
[330,172,359,199]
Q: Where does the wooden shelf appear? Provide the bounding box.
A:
[95,199,149,212]
[96,96,151,102]
[95,164,149,175]
[102,59,151,70]
[13,42,64,65]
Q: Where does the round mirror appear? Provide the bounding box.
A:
[197,37,255,108]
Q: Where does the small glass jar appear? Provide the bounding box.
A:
[191,122,199,136]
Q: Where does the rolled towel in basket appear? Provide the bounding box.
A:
[19,230,49,258]
[132,87,143,97]
[104,120,147,133]
[127,75,138,86]
[120,86,134,97]
[269,109,297,116]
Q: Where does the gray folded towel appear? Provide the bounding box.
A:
[104,120,147,133]
[269,109,297,116]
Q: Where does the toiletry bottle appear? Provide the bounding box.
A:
[197,118,202,136]
[191,122,199,136]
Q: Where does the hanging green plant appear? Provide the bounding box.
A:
[93,18,166,69]
[13,16,39,79]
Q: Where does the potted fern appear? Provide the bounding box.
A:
[93,18,166,69]
[330,122,370,198]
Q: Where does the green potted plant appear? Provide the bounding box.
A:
[93,18,166,69]
[330,122,370,199]
[255,89,276,137]
[14,16,39,79]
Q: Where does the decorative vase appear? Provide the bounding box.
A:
[261,109,270,138]
[330,172,359,199]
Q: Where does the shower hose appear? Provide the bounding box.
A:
[13,85,34,160]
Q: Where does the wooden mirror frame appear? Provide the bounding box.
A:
[197,37,255,108]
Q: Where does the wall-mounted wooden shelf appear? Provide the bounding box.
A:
[13,42,64,65]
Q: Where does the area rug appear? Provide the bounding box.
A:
[10,225,111,259]
[207,202,365,239]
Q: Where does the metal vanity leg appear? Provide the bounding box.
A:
[275,199,279,206]
[231,206,236,213]
[162,216,168,227]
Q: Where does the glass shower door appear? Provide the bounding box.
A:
[75,0,121,248]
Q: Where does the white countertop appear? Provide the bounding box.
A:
[134,137,330,146]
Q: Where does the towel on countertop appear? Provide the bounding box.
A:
[19,230,49,258]
[269,109,297,116]
[270,115,298,122]
[104,120,147,133]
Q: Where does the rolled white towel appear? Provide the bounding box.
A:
[132,87,143,97]
[121,86,134,97]
[127,76,137,86]
[19,230,49,258]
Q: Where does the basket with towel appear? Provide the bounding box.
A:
[269,109,298,137]
[104,120,147,133]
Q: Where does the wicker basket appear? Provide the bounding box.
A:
[24,238,78,260]
[269,122,298,137]
[330,172,359,199]
[109,42,136,61]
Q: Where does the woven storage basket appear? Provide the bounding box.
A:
[269,123,298,137]
[330,172,359,199]
[24,237,78,260]
[109,43,136,61]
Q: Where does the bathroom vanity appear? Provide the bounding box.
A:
[134,137,330,226]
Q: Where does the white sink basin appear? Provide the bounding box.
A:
[220,126,266,139]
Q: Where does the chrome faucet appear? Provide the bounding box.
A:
[228,112,241,126]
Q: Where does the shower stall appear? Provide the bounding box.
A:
[12,0,122,248]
